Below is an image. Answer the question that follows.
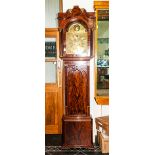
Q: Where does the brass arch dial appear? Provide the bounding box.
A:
[66,23,88,56]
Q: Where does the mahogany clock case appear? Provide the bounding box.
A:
[62,60,93,148]
[64,61,90,116]
[58,6,96,148]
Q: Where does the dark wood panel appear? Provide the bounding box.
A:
[62,115,93,148]
[64,61,90,116]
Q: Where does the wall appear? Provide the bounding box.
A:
[63,0,93,12]
[45,0,109,142]
[45,0,59,27]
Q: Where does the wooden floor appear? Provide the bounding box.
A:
[45,134,109,155]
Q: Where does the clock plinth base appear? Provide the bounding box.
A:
[62,115,93,148]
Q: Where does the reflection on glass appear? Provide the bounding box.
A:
[97,10,109,96]
[45,62,57,83]
[45,38,57,58]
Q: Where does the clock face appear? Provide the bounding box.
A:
[66,23,88,56]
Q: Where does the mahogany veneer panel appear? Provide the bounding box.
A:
[62,115,93,148]
[64,61,90,116]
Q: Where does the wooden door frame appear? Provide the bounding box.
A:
[45,28,63,134]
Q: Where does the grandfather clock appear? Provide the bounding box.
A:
[58,6,95,148]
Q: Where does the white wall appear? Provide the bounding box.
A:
[46,0,109,142]
[45,0,59,27]
[63,0,93,12]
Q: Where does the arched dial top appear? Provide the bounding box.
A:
[66,23,88,55]
[58,6,96,60]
